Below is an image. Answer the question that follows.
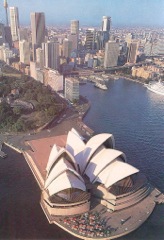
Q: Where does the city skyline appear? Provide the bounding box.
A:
[0,0,164,27]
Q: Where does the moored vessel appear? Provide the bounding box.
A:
[145,80,164,96]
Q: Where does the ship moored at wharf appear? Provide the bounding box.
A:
[23,128,163,240]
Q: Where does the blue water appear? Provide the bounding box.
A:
[80,79,164,239]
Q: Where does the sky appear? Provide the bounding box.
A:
[0,0,164,27]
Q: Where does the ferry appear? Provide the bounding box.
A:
[145,80,164,96]
[94,82,108,90]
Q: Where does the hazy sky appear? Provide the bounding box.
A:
[1,0,164,27]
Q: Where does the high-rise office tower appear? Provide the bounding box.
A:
[63,38,72,58]
[42,41,59,70]
[70,20,79,35]
[70,20,79,50]
[102,16,111,32]
[4,0,9,26]
[127,41,139,64]
[85,28,96,51]
[9,7,19,41]
[19,40,30,65]
[104,41,119,68]
[101,16,111,48]
[30,12,45,47]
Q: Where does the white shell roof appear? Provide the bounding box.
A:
[94,160,139,188]
[46,144,58,172]
[66,130,85,159]
[45,130,139,196]
[84,148,126,182]
[80,133,115,173]
[47,171,86,197]
[46,146,78,174]
[45,158,84,189]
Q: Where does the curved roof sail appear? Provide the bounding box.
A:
[81,133,115,173]
[94,160,139,188]
[84,149,126,182]
[47,171,86,197]
[46,147,78,174]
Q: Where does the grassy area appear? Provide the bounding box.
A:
[0,71,66,133]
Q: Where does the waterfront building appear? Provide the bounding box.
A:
[132,66,153,80]
[47,69,63,91]
[104,41,119,68]
[30,12,45,48]
[127,41,139,64]
[9,7,19,42]
[42,41,59,70]
[65,77,79,102]
[19,40,30,65]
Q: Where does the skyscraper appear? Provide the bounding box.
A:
[127,41,139,64]
[9,7,19,42]
[104,41,119,68]
[101,16,111,48]
[85,28,96,51]
[70,20,79,50]
[70,20,79,35]
[30,12,45,47]
[42,41,59,70]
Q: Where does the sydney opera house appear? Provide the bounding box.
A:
[24,128,162,239]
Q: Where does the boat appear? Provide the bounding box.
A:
[145,80,164,96]
[94,82,108,90]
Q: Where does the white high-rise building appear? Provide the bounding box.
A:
[42,41,59,70]
[19,40,30,65]
[104,41,119,68]
[9,7,19,41]
[65,77,79,102]
[102,16,111,32]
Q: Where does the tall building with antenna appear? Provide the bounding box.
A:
[4,0,9,26]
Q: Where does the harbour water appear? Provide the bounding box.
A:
[0,78,164,239]
[80,79,164,240]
